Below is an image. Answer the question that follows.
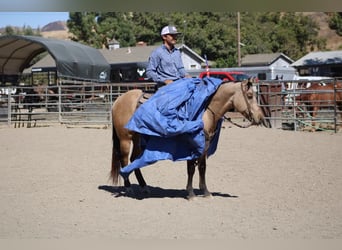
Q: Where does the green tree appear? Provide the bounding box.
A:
[131,12,169,45]
[3,25,41,36]
[22,25,35,36]
[96,12,136,48]
[329,12,342,35]
[67,12,102,48]
[66,12,329,66]
[4,26,15,35]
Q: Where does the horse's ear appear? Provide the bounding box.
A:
[242,78,248,82]
[241,79,252,92]
[248,77,257,83]
[242,79,249,86]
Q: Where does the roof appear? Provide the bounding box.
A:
[180,44,206,64]
[99,43,205,65]
[26,43,207,71]
[0,35,110,82]
[241,53,294,66]
[99,45,159,64]
[291,50,342,67]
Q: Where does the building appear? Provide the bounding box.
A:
[25,43,207,83]
[241,52,294,68]
[291,50,342,77]
[199,52,296,80]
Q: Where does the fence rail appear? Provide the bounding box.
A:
[257,79,342,132]
[0,82,155,128]
[1,80,341,132]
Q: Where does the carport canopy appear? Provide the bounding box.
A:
[0,35,110,83]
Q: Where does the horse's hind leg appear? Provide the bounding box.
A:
[131,135,150,194]
[119,139,134,194]
[198,156,212,198]
[186,160,197,200]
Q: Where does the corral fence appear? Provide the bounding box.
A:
[257,78,342,132]
[0,79,341,132]
[0,82,155,128]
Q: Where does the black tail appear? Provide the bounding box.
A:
[110,120,121,185]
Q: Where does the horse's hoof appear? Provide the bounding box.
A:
[187,194,197,201]
[187,196,197,201]
[203,193,213,199]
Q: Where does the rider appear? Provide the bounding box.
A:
[146,25,191,90]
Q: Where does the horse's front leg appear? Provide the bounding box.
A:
[198,155,212,198]
[134,169,150,195]
[186,160,197,200]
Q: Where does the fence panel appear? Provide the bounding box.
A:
[1,80,341,132]
[0,82,155,128]
[256,79,342,132]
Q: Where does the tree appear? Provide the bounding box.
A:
[66,12,330,66]
[2,25,41,36]
[67,12,102,48]
[22,25,35,36]
[4,26,15,35]
[329,12,342,36]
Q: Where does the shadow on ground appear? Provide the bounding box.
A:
[98,184,238,200]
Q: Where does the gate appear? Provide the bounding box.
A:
[256,79,342,132]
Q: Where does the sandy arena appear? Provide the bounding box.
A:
[0,123,341,239]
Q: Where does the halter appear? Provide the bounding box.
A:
[206,80,255,128]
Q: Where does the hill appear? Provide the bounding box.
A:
[303,12,342,50]
[40,21,70,40]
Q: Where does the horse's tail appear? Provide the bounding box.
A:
[110,117,121,185]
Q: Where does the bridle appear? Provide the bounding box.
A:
[206,80,256,128]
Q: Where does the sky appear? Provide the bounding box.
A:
[0,12,69,28]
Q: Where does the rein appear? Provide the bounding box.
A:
[207,106,253,128]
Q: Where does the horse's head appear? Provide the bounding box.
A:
[234,78,264,125]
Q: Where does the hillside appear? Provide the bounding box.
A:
[303,12,342,50]
[40,21,70,40]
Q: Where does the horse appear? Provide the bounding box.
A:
[297,81,342,131]
[110,79,265,200]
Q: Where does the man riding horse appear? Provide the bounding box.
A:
[146,25,191,91]
[109,25,265,199]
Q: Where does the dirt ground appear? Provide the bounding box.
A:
[0,123,341,239]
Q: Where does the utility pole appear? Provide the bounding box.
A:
[237,12,241,67]
[182,20,187,45]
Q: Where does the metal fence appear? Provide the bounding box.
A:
[257,79,342,132]
[0,82,155,128]
[1,79,341,132]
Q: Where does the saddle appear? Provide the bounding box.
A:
[137,92,153,107]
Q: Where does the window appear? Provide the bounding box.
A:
[257,73,266,80]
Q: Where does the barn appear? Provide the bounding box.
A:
[291,50,342,77]
[0,35,110,85]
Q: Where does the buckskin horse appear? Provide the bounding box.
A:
[110,78,264,200]
[297,81,342,131]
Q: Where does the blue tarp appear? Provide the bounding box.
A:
[119,77,223,178]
